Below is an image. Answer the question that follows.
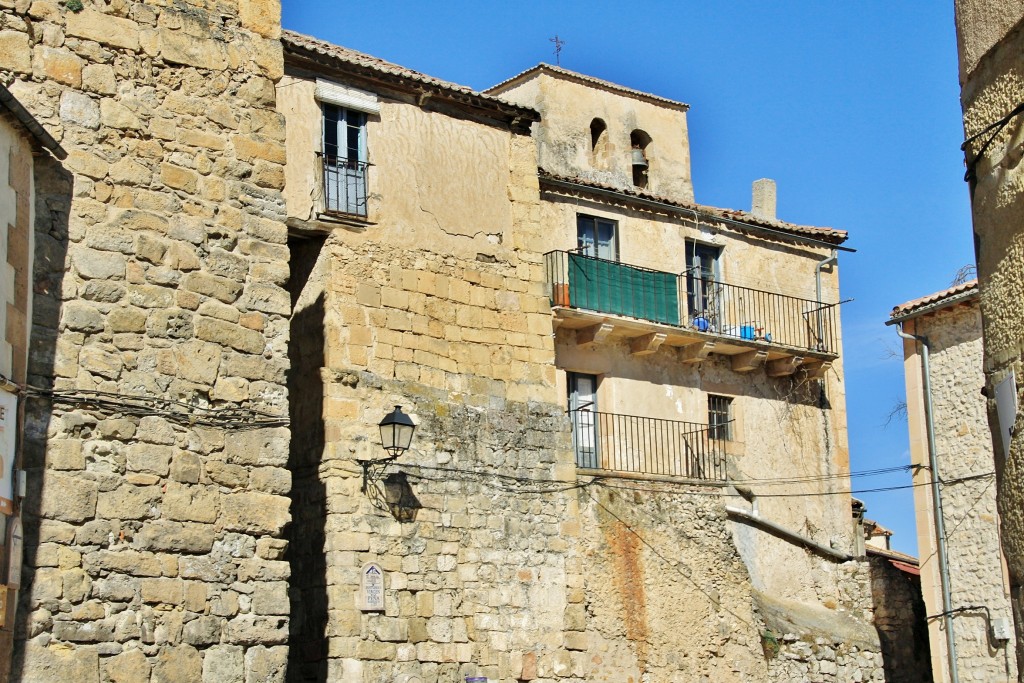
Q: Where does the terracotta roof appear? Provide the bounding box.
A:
[867,545,921,575]
[890,279,979,320]
[281,30,539,122]
[486,63,690,112]
[539,171,848,246]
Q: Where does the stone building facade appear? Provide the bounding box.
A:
[954,2,1024,676]
[0,2,894,680]
[891,282,1018,681]
[1,1,293,681]
[277,30,885,682]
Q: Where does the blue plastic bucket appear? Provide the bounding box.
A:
[693,316,710,332]
[740,325,755,340]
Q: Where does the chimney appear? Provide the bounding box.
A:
[752,178,776,220]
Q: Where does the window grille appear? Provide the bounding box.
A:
[708,395,733,441]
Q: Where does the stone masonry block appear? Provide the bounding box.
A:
[244,645,288,683]
[219,491,290,535]
[195,317,264,354]
[66,9,141,50]
[136,520,216,554]
[16,642,99,682]
[35,45,83,87]
[105,648,151,683]
[37,471,98,523]
[202,644,243,682]
[141,578,184,605]
[152,644,202,683]
[253,581,289,615]
[0,31,31,74]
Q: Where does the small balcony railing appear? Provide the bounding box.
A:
[320,154,369,217]
[545,250,838,355]
[570,408,727,481]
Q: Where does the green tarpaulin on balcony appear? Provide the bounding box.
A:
[568,253,680,326]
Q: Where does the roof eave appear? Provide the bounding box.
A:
[887,288,980,325]
[282,40,540,128]
[538,173,850,251]
[487,63,691,112]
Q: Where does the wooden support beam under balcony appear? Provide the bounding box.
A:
[630,332,667,356]
[766,356,804,378]
[731,349,768,373]
[680,340,715,364]
[576,322,614,346]
[801,360,832,379]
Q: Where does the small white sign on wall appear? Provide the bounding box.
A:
[360,562,385,611]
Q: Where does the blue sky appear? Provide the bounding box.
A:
[283,2,973,555]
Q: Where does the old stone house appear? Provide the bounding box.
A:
[0,0,896,680]
[890,281,1018,681]
[954,2,1024,675]
[277,28,886,682]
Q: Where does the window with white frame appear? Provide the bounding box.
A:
[315,78,378,218]
[322,104,368,216]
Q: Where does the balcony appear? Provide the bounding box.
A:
[320,154,369,218]
[545,250,839,376]
[570,409,727,481]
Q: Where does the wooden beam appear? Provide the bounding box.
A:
[766,355,804,378]
[731,349,767,373]
[576,322,614,346]
[680,340,715,364]
[802,360,833,379]
[629,332,667,356]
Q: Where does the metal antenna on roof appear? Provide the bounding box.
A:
[549,35,565,65]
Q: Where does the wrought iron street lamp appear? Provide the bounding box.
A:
[378,405,415,460]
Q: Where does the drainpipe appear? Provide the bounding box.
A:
[896,323,960,683]
[815,251,837,350]
[815,250,837,306]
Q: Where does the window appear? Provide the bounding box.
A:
[686,242,721,327]
[577,215,618,261]
[322,104,368,216]
[708,395,733,441]
[568,372,599,468]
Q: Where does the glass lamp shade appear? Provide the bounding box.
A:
[378,405,415,459]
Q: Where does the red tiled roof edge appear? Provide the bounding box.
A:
[282,30,540,122]
[538,170,848,245]
[890,279,979,319]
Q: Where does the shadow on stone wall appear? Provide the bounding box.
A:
[286,237,328,683]
[11,151,72,678]
[868,555,933,683]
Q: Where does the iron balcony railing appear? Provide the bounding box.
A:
[570,408,727,481]
[320,154,369,217]
[545,250,839,355]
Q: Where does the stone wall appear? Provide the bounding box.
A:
[955,3,1024,674]
[867,554,932,683]
[904,302,1017,680]
[0,1,293,680]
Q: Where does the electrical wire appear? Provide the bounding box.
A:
[23,385,289,430]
